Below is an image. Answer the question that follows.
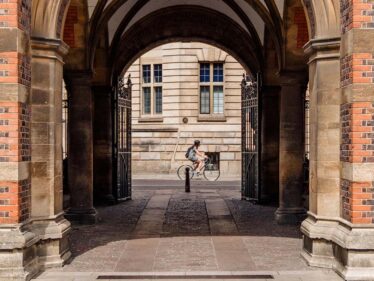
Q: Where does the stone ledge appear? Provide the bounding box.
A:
[302,212,374,280]
[133,127,178,132]
[138,117,164,123]
[31,213,71,240]
[301,212,374,249]
[0,224,38,250]
[197,115,227,122]
[0,224,39,281]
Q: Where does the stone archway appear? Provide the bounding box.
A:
[3,0,374,280]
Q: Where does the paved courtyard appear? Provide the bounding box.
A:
[35,180,342,281]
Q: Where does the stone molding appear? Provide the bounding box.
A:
[302,212,374,280]
[0,223,38,250]
[304,37,341,64]
[31,37,69,63]
[302,212,374,249]
[31,213,70,240]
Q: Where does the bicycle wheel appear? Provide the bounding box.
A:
[177,164,194,180]
[203,164,220,181]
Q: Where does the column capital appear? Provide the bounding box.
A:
[304,37,341,64]
[31,37,69,62]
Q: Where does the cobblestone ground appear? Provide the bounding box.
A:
[35,180,342,281]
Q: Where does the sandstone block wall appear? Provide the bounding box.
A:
[125,42,243,177]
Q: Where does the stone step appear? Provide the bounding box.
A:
[35,270,343,281]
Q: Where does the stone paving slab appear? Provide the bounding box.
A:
[33,180,343,280]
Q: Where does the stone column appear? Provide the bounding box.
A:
[261,85,280,203]
[30,37,71,268]
[64,71,97,224]
[300,37,342,272]
[92,86,114,204]
[275,72,307,224]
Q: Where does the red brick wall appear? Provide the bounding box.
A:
[341,102,374,163]
[341,53,374,86]
[0,0,31,225]
[0,101,31,223]
[340,1,374,224]
[0,179,30,224]
[0,52,31,86]
[63,5,78,48]
[0,0,31,32]
[0,102,30,163]
[294,7,309,48]
[341,0,374,33]
[341,179,374,224]
[341,102,374,223]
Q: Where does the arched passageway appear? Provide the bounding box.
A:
[1,0,374,280]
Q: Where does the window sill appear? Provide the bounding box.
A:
[138,116,164,123]
[197,115,227,122]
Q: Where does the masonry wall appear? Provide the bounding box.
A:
[340,0,374,224]
[125,42,243,177]
[0,0,31,224]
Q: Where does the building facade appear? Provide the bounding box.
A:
[126,43,243,177]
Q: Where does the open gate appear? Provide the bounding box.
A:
[113,76,132,202]
[241,73,261,202]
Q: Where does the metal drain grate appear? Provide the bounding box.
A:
[97,274,273,279]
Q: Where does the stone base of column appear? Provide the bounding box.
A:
[0,225,39,281]
[65,208,97,224]
[301,213,374,281]
[275,207,307,225]
[32,214,71,269]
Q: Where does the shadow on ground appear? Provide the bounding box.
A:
[62,180,305,272]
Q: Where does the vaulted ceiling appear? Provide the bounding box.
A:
[85,0,289,74]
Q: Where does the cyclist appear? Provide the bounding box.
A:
[187,140,208,175]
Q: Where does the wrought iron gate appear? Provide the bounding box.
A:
[113,76,132,202]
[241,73,261,202]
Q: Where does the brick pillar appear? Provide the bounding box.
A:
[0,0,39,279]
[340,0,374,225]
[64,71,97,224]
[30,37,71,268]
[276,72,307,224]
[301,1,374,278]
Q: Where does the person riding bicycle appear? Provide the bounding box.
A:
[187,140,208,175]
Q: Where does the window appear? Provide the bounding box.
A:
[199,63,225,115]
[213,86,224,114]
[155,86,162,114]
[200,63,210,82]
[213,63,224,82]
[141,64,163,116]
[154,64,162,83]
[200,86,210,114]
[142,65,151,83]
[205,152,220,170]
[143,87,151,114]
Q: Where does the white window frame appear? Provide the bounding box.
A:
[141,63,163,117]
[198,62,226,121]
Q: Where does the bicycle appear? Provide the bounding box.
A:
[177,157,220,181]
